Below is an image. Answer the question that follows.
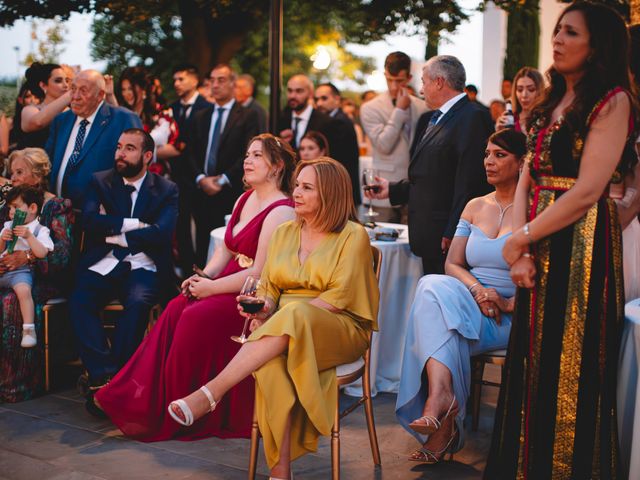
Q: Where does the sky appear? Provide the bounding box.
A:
[0,1,483,92]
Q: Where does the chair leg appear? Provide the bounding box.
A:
[248,410,260,480]
[471,358,485,432]
[44,309,50,392]
[362,354,381,465]
[331,388,341,480]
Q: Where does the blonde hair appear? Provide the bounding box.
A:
[7,148,52,189]
[295,157,358,233]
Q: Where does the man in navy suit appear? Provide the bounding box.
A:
[169,64,212,273]
[69,128,178,403]
[46,70,142,209]
[366,56,493,274]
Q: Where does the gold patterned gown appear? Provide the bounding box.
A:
[484,89,630,479]
[248,220,379,468]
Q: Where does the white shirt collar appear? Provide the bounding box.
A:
[214,98,235,110]
[77,100,104,125]
[182,91,199,106]
[242,98,253,107]
[124,172,147,192]
[437,92,467,117]
[293,103,313,122]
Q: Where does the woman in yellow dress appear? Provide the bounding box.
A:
[168,157,379,480]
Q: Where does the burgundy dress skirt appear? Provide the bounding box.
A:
[96,191,293,441]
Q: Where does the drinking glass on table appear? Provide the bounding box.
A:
[362,168,380,218]
[233,275,265,344]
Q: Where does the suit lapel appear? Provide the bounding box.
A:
[113,175,131,216]
[412,97,468,160]
[132,174,153,218]
[78,103,111,166]
[219,103,241,147]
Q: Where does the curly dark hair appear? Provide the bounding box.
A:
[24,62,61,101]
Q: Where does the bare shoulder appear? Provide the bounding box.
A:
[264,203,295,225]
[462,194,490,222]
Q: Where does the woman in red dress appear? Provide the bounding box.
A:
[95,134,296,441]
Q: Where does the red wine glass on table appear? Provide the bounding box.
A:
[232,275,265,344]
[362,168,380,218]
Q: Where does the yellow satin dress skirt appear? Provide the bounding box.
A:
[248,294,369,468]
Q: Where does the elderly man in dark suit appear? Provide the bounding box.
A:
[70,129,178,403]
[367,55,494,274]
[46,70,142,209]
[187,64,259,265]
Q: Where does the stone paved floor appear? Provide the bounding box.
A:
[0,366,500,479]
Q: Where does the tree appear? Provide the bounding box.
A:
[1,0,469,80]
[494,0,540,81]
[23,17,67,66]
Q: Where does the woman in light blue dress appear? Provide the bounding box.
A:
[395,129,526,464]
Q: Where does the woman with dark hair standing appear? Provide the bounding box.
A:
[116,67,180,173]
[485,3,638,478]
[19,63,70,149]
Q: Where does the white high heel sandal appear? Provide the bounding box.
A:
[167,385,217,426]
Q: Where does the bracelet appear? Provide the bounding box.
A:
[25,249,35,265]
[522,252,534,260]
[523,223,534,244]
[468,281,480,293]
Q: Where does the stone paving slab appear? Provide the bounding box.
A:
[0,366,501,479]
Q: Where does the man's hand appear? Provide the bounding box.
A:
[364,176,390,200]
[441,237,452,254]
[279,129,294,144]
[395,87,411,110]
[198,176,223,196]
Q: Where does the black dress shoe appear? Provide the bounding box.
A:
[85,394,108,419]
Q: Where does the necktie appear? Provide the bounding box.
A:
[292,117,301,149]
[206,106,225,176]
[421,109,442,142]
[178,104,187,124]
[113,184,137,261]
[67,119,90,169]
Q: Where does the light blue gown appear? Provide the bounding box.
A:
[395,219,515,449]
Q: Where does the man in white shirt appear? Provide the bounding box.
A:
[360,52,427,218]
[69,128,178,403]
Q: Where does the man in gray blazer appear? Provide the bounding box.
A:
[360,52,427,219]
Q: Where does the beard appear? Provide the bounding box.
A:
[116,158,145,178]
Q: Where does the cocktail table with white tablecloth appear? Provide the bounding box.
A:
[207,222,424,397]
[618,298,640,480]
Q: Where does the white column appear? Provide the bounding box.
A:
[481,1,508,103]
[538,0,565,73]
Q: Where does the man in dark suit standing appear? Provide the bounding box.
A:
[169,64,211,273]
[278,74,333,150]
[367,55,493,274]
[46,70,142,209]
[187,64,259,265]
[235,74,268,133]
[314,82,362,205]
[69,128,178,403]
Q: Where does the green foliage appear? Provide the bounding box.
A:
[0,86,17,117]
[23,18,67,65]
[501,0,540,80]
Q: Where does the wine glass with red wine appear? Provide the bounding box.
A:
[232,275,265,344]
[362,168,380,218]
